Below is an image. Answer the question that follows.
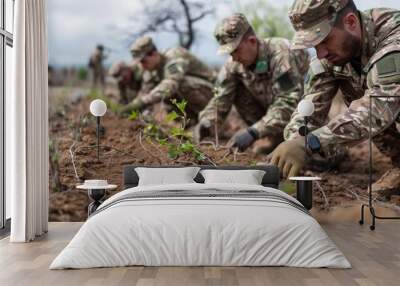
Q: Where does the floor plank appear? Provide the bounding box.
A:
[0,221,399,286]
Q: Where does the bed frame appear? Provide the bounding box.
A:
[123,165,280,190]
[122,165,317,210]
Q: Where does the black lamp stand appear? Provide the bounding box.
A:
[359,94,400,230]
[304,116,309,152]
[291,116,314,210]
[87,188,106,216]
[96,116,100,161]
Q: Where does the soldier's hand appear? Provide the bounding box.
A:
[193,120,211,144]
[118,99,143,117]
[231,127,259,152]
[268,137,306,178]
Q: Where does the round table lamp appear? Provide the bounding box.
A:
[297,99,315,151]
[89,99,107,160]
[298,99,315,117]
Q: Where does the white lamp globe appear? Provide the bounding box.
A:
[90,99,107,117]
[298,99,315,117]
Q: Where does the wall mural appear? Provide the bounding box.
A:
[48,0,400,222]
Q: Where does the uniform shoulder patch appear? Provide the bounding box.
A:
[254,60,268,74]
[166,62,183,75]
[376,52,400,84]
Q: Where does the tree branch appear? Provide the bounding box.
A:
[122,0,216,50]
[191,9,213,22]
[178,0,193,49]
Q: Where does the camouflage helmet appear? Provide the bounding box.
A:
[288,0,349,49]
[214,13,252,55]
[130,36,156,60]
[108,61,127,79]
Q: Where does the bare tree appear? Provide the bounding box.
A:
[123,0,214,49]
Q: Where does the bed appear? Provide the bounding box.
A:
[50,165,350,269]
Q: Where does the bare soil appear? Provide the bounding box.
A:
[49,87,400,222]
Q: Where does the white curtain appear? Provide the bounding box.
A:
[7,0,49,242]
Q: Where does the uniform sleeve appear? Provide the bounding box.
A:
[198,62,236,124]
[130,64,144,91]
[252,49,306,138]
[139,58,190,107]
[312,52,400,158]
[140,71,159,94]
[283,58,339,140]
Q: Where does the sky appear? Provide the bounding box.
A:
[48,0,400,67]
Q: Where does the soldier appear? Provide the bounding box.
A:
[88,44,107,91]
[109,61,144,104]
[120,36,216,125]
[269,0,400,190]
[194,13,310,154]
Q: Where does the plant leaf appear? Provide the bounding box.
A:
[129,110,139,121]
[158,138,168,145]
[166,111,178,122]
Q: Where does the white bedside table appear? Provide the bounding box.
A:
[77,180,117,217]
[289,177,321,210]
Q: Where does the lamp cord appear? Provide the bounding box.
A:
[69,144,138,183]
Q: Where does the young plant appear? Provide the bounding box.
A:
[128,110,139,121]
[162,99,206,161]
[129,98,208,162]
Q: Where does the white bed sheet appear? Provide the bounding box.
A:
[50,183,351,269]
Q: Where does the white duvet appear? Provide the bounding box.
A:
[50,183,351,269]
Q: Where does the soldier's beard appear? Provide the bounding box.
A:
[330,32,362,66]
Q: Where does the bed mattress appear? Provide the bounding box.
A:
[50,183,351,269]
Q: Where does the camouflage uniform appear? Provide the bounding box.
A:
[89,45,107,90]
[109,61,145,104]
[129,36,216,123]
[286,2,400,167]
[199,14,310,140]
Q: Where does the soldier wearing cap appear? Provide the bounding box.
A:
[194,13,310,154]
[109,61,146,104]
[88,44,108,91]
[119,36,216,124]
[269,0,400,189]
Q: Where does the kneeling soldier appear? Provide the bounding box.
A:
[109,61,144,104]
[269,0,400,191]
[194,13,310,154]
[121,36,217,125]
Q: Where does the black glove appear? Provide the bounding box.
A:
[232,127,259,151]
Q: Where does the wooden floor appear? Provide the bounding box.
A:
[1,221,399,286]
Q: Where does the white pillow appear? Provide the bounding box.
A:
[135,167,200,186]
[200,169,266,185]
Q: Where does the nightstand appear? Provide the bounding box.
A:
[77,180,117,217]
[289,176,321,210]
